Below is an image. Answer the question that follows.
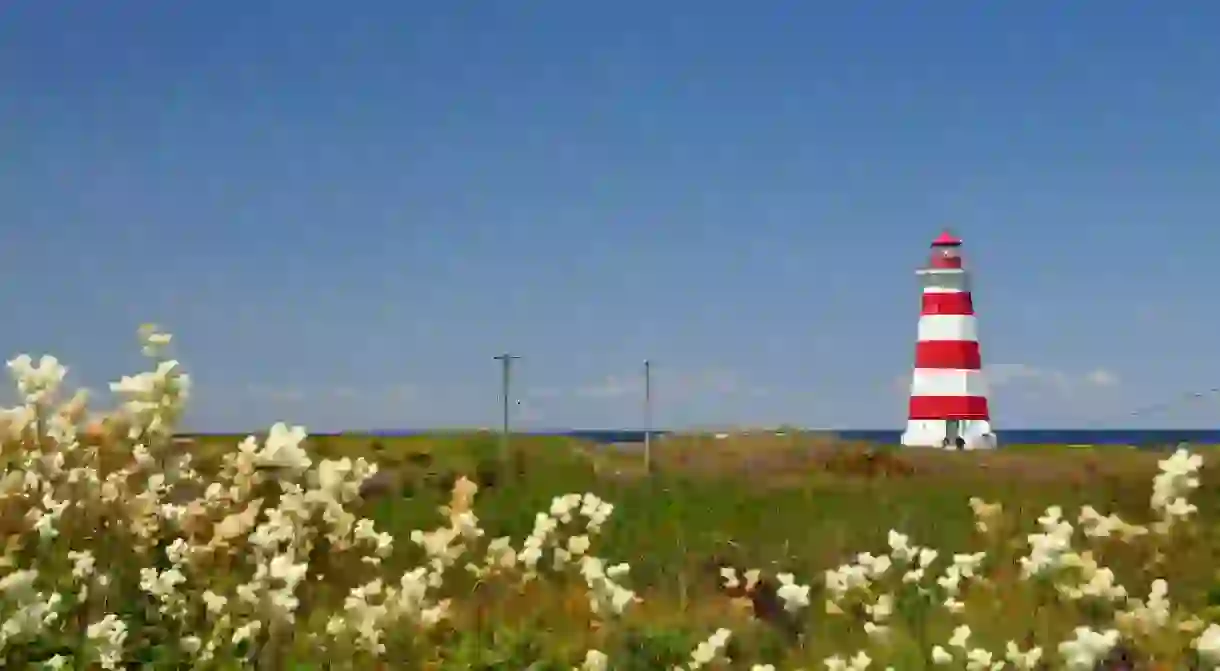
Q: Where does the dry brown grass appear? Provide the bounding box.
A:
[580,432,1172,488]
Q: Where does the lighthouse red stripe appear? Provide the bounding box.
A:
[913,341,981,369]
[908,396,990,420]
[921,292,974,315]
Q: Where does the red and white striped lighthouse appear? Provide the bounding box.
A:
[900,231,997,449]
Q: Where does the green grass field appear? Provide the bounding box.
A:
[11,328,1220,668]
[172,430,1220,667]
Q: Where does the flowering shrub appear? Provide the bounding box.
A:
[1,326,1220,669]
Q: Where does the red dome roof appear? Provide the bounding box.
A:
[931,230,962,247]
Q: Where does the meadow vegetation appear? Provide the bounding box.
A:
[3,326,1220,669]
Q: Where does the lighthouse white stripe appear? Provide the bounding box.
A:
[910,368,988,397]
[916,315,978,342]
[918,269,970,293]
[922,286,969,294]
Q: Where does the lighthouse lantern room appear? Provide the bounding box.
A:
[901,231,997,450]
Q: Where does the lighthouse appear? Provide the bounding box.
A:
[901,231,997,450]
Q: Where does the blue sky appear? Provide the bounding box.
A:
[3,2,1219,431]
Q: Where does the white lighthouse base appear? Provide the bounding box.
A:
[901,420,997,450]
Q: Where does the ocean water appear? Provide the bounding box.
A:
[371,428,1220,448]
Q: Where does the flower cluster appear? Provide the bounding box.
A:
[1151,447,1203,532]
[0,327,641,667]
[1,326,1219,669]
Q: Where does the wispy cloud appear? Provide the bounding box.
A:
[513,398,544,424]
[575,374,638,399]
[241,384,305,402]
[238,383,421,403]
[574,368,760,401]
[889,363,1122,395]
[384,384,420,402]
[1083,368,1120,388]
[987,363,1121,391]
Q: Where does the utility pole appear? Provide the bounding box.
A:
[493,353,520,467]
[643,359,653,473]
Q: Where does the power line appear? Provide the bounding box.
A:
[1085,387,1220,426]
